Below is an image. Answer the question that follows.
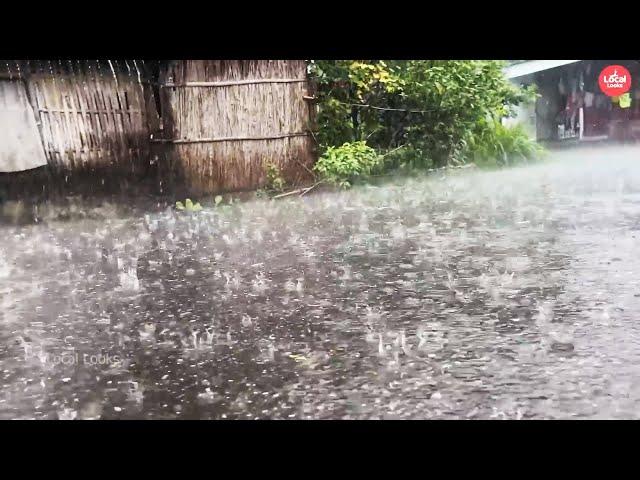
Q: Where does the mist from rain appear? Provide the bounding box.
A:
[1,145,640,419]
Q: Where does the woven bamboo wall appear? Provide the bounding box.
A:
[2,60,160,174]
[159,60,316,194]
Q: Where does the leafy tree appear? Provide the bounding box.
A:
[309,60,536,169]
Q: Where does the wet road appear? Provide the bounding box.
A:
[2,146,640,419]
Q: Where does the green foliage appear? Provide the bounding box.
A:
[381,145,434,172]
[309,60,536,170]
[314,141,381,188]
[391,60,530,166]
[175,198,202,212]
[467,121,544,167]
[309,60,404,147]
[256,163,287,198]
[265,163,286,193]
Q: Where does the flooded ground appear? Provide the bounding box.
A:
[2,146,640,419]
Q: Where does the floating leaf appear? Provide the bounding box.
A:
[175,201,185,210]
[214,195,223,205]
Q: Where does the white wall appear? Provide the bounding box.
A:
[502,101,536,139]
[502,72,537,139]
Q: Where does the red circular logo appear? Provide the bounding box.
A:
[599,65,631,97]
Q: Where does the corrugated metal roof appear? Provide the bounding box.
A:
[504,60,582,79]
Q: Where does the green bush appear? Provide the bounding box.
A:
[314,141,381,188]
[381,145,434,172]
[309,60,536,169]
[467,121,544,167]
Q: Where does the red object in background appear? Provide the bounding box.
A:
[599,65,631,97]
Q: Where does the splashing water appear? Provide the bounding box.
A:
[2,147,640,419]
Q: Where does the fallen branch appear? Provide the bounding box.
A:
[272,180,326,200]
[272,189,305,199]
[299,181,325,196]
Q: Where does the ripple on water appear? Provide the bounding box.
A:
[2,147,640,419]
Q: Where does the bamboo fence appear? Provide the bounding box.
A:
[0,60,317,196]
[1,60,160,175]
[158,60,316,194]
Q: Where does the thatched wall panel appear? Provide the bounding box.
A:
[160,60,316,194]
[173,136,313,194]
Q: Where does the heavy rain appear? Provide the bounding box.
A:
[2,58,640,421]
[2,145,639,420]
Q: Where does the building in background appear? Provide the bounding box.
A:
[504,60,640,145]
